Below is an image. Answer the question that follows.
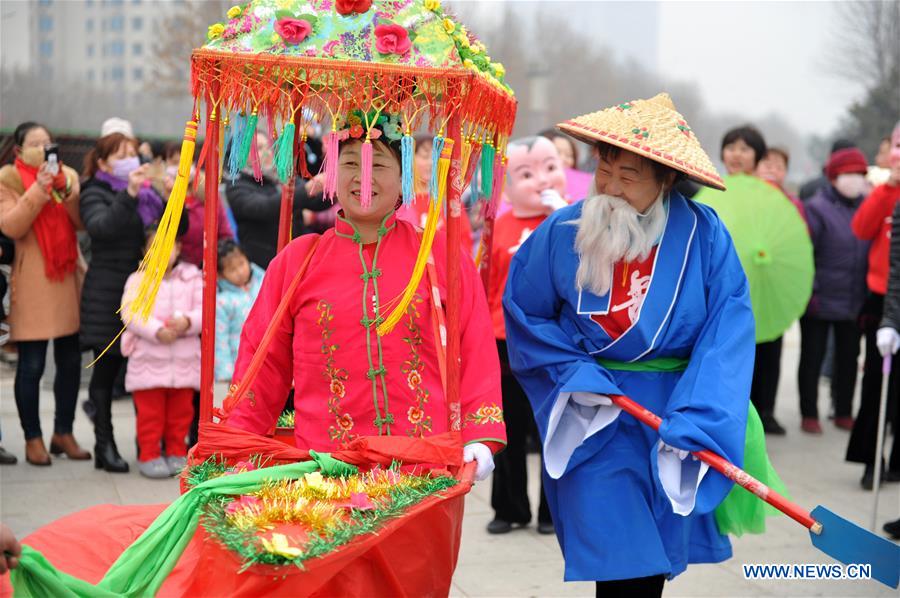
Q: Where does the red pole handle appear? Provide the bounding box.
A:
[277,177,295,253]
[610,394,821,534]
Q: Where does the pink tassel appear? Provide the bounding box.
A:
[485,157,505,218]
[250,132,262,182]
[322,132,339,202]
[360,140,373,209]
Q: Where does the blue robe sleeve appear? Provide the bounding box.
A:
[655,213,754,515]
[502,213,625,478]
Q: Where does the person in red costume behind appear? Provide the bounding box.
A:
[486,136,569,535]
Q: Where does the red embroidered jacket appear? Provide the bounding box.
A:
[226,212,506,452]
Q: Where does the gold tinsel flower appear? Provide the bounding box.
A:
[261,533,302,558]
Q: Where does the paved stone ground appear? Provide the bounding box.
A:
[0,326,897,596]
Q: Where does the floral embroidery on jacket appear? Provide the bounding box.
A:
[401,294,432,437]
[317,300,354,443]
[466,404,504,426]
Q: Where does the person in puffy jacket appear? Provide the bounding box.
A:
[120,227,201,479]
[796,148,870,434]
[214,239,264,382]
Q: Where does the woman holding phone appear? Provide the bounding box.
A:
[0,121,88,466]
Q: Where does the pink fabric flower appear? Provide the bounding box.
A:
[274,18,312,45]
[323,40,340,56]
[374,24,411,55]
[225,495,262,515]
[341,492,375,511]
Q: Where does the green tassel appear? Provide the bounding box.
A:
[236,112,258,172]
[273,122,295,183]
[480,140,495,199]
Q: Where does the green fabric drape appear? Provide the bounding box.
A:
[714,404,789,536]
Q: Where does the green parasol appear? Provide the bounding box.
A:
[696,174,814,343]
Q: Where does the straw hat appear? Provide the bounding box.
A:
[557,93,725,190]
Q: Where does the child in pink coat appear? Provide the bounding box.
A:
[121,228,202,478]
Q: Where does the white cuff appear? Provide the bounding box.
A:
[544,391,621,479]
[657,440,709,515]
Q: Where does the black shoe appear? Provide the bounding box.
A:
[537,521,555,535]
[861,464,877,490]
[859,461,897,490]
[486,519,513,534]
[883,470,900,483]
[0,446,17,465]
[91,388,129,473]
[761,416,786,436]
[883,518,900,540]
[94,441,130,473]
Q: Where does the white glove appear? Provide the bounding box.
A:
[876,327,900,357]
[463,442,495,481]
[540,189,568,212]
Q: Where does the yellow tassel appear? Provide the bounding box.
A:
[130,120,198,321]
[459,131,473,180]
[218,117,226,185]
[474,237,486,269]
[377,138,454,336]
[88,120,198,368]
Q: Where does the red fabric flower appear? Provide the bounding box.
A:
[336,0,372,16]
[349,124,365,139]
[274,18,312,45]
[374,23,411,55]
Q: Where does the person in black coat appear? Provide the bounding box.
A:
[0,231,16,465]
[79,134,153,473]
[225,132,330,269]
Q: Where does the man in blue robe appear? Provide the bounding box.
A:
[503,93,755,596]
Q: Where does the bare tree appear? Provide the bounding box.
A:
[148,0,231,98]
[828,1,900,157]
[830,0,900,89]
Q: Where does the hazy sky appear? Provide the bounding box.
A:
[456,0,867,138]
[657,1,865,136]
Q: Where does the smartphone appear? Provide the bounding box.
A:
[44,143,60,175]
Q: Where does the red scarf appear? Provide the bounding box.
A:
[14,158,78,281]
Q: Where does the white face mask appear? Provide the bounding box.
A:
[833,173,867,198]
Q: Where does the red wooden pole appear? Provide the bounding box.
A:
[478,215,495,291]
[199,102,220,425]
[610,394,820,532]
[277,176,295,252]
[445,113,463,431]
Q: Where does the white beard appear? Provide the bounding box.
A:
[572,191,668,297]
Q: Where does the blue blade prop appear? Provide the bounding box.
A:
[809,506,900,588]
